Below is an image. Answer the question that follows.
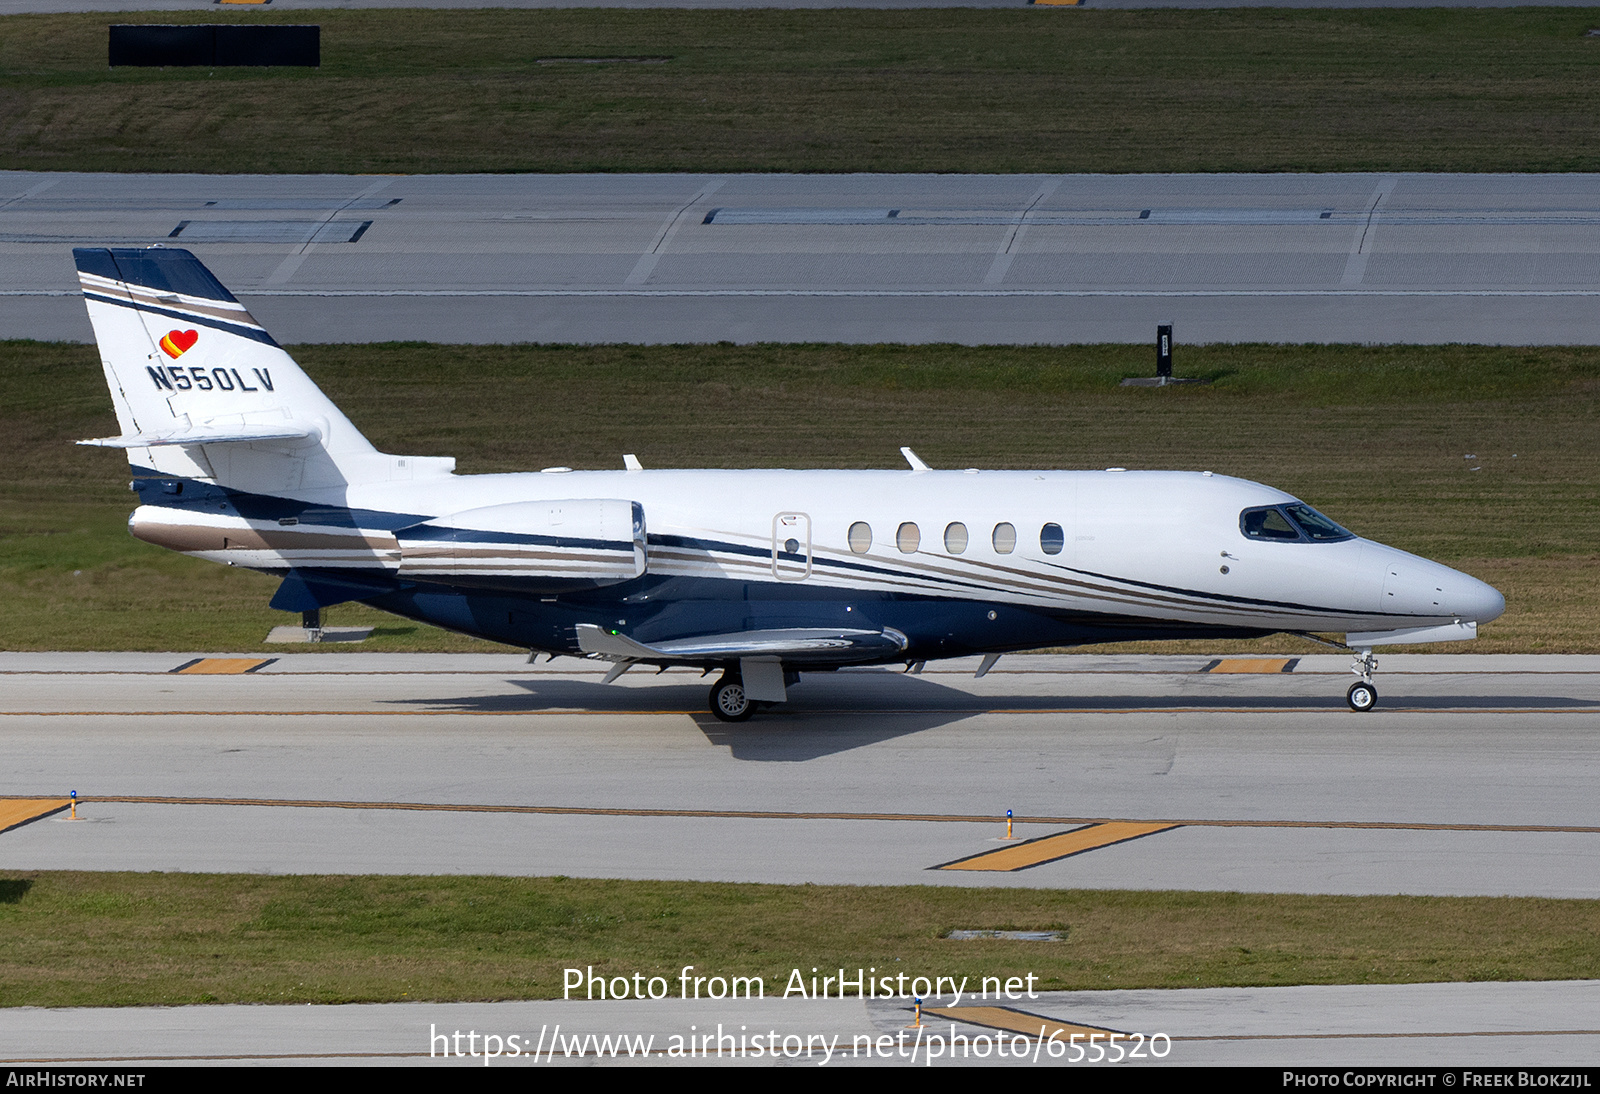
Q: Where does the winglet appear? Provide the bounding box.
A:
[901,446,930,472]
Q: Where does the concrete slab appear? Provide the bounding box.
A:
[7,173,1600,344]
[2,981,1595,1066]
[1,653,1597,896]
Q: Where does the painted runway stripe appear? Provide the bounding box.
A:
[1201,658,1299,674]
[0,798,70,834]
[936,823,1180,871]
[169,658,277,675]
[6,795,1596,835]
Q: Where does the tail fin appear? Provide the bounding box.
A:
[75,246,452,494]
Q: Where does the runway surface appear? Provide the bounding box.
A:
[3,652,1598,897]
[4,981,1598,1066]
[5,172,1600,344]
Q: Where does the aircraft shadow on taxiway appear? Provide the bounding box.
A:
[377,675,1597,762]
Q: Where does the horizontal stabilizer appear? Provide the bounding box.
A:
[1346,621,1477,647]
[575,623,908,665]
[79,423,318,448]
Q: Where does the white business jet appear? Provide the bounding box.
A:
[75,247,1504,719]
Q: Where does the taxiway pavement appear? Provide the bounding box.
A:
[2,652,1597,897]
[4,981,1597,1066]
[6,172,1600,344]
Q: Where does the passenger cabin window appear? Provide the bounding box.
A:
[848,522,872,553]
[897,522,921,554]
[1040,523,1065,555]
[944,522,968,554]
[992,522,1016,554]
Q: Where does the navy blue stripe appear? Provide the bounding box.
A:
[130,472,428,531]
[652,532,952,587]
[84,291,277,348]
[74,246,239,303]
[1051,560,1415,619]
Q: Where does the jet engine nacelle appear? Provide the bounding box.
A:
[396,498,646,593]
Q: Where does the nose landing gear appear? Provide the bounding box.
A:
[1347,650,1378,712]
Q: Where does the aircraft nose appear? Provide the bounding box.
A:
[1450,571,1505,624]
[1377,550,1505,623]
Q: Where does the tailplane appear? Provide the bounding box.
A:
[75,246,452,493]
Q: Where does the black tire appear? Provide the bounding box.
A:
[1347,681,1378,712]
[710,675,754,722]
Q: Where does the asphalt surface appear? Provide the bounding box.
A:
[6,172,1600,344]
[3,982,1597,1066]
[3,652,1597,897]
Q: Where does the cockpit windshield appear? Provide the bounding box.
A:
[1240,504,1355,543]
[1282,503,1353,541]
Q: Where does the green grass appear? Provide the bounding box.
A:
[4,9,1600,173]
[2,872,1597,1007]
[2,340,1597,654]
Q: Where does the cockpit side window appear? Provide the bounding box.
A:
[1240,506,1301,541]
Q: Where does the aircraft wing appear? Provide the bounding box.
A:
[575,623,907,665]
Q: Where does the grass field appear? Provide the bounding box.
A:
[3,9,1600,174]
[2,871,1597,1007]
[1,339,1596,654]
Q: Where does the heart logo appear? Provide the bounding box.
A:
[159,329,199,359]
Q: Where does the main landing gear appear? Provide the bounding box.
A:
[1346,650,1378,712]
[709,673,755,722]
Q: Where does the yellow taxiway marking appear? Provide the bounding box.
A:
[1203,658,1299,674]
[933,1007,1118,1039]
[935,1007,1120,1039]
[1029,0,1084,6]
[937,822,1182,871]
[0,798,71,834]
[170,658,276,675]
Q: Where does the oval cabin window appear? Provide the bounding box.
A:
[897,522,921,554]
[847,522,872,554]
[944,522,968,554]
[992,522,1016,554]
[1040,523,1065,555]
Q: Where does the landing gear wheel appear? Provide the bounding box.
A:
[1346,681,1378,712]
[709,675,754,722]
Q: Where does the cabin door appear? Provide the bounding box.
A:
[771,512,812,581]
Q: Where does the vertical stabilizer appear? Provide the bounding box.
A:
[74,247,452,493]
